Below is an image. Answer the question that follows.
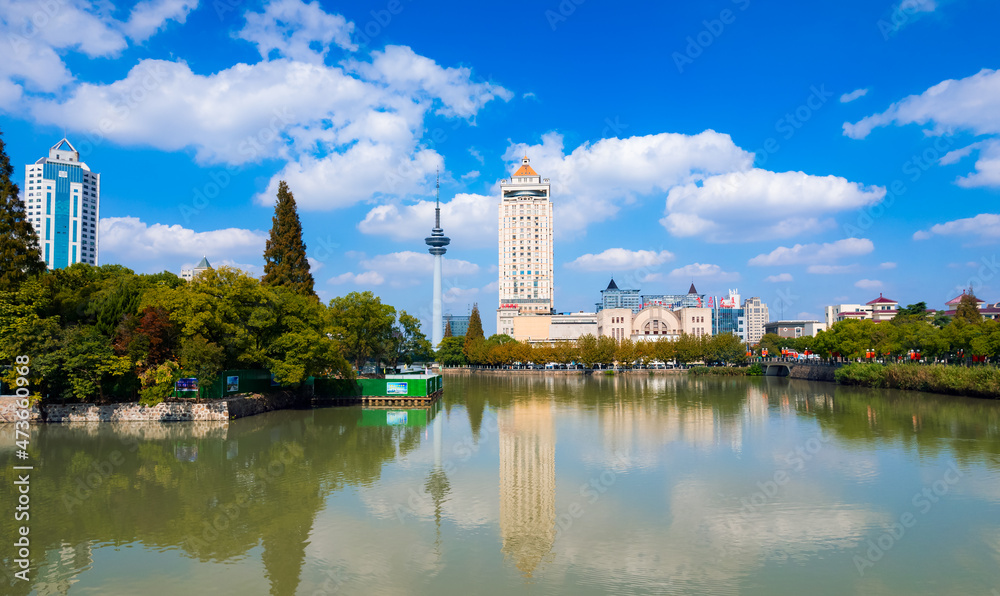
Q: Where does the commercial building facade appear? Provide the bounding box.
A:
[497,156,554,334]
[24,139,100,269]
[763,320,828,339]
[742,297,769,345]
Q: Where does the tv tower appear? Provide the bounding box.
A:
[425,172,450,350]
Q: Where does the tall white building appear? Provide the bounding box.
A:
[24,139,100,269]
[742,296,769,345]
[497,156,554,336]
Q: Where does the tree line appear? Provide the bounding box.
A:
[435,305,748,367]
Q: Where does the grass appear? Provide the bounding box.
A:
[835,363,1000,399]
[689,365,762,377]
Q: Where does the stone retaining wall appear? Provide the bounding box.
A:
[0,391,305,424]
[787,364,838,383]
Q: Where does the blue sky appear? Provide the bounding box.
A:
[3,0,1000,334]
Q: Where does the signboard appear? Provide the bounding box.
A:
[386,382,408,395]
[226,376,239,392]
[386,411,408,425]
[176,378,199,392]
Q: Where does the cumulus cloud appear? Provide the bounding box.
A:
[765,273,794,282]
[912,213,1000,243]
[99,216,267,261]
[879,262,897,269]
[359,251,479,276]
[329,271,385,285]
[748,238,875,266]
[663,170,885,243]
[840,88,869,103]
[504,131,753,234]
[855,279,883,289]
[567,248,675,271]
[237,0,356,61]
[15,2,510,213]
[668,263,740,282]
[124,0,197,42]
[844,69,1000,187]
[358,193,496,248]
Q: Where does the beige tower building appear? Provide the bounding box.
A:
[743,296,769,345]
[497,156,554,336]
[499,402,556,577]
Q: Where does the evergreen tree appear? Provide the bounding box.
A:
[262,180,315,296]
[956,291,982,324]
[0,128,46,292]
[443,320,453,338]
[463,303,485,363]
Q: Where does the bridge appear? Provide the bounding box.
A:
[760,361,842,381]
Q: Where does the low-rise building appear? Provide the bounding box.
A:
[940,291,1000,320]
[180,257,212,281]
[763,320,828,338]
[825,294,899,325]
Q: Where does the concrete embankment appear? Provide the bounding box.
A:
[0,391,306,423]
[439,368,686,376]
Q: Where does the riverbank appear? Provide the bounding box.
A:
[835,363,1000,399]
[0,391,307,423]
[439,367,687,376]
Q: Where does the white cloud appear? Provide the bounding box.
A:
[461,170,480,181]
[505,131,754,234]
[855,279,883,289]
[99,216,267,261]
[329,271,385,285]
[668,263,740,282]
[840,88,869,103]
[307,256,324,273]
[124,0,197,42]
[347,45,512,119]
[912,213,1000,243]
[748,238,875,266]
[844,69,1000,187]
[567,248,675,272]
[358,193,496,248]
[807,264,860,275]
[879,262,897,269]
[236,0,356,61]
[764,273,794,282]
[663,170,885,243]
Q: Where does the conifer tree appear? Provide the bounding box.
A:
[262,180,315,296]
[0,128,46,292]
[443,320,453,338]
[464,303,484,358]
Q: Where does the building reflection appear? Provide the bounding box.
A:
[499,402,556,577]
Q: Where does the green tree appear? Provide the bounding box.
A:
[0,128,45,292]
[327,291,396,371]
[956,292,983,324]
[443,320,453,338]
[576,334,598,367]
[464,303,484,348]
[675,333,703,364]
[262,180,315,296]
[435,336,467,366]
[388,311,433,367]
[895,302,928,318]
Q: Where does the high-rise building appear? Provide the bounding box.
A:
[497,157,554,335]
[742,296,769,345]
[442,313,470,337]
[24,139,100,268]
[596,278,642,313]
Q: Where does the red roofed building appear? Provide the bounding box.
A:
[866,293,899,322]
[941,290,1000,320]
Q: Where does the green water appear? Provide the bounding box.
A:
[3,374,1000,595]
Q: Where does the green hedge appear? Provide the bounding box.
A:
[689,365,762,377]
[835,363,1000,399]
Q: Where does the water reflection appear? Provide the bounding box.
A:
[1,376,999,595]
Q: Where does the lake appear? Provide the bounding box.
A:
[3,374,1000,595]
